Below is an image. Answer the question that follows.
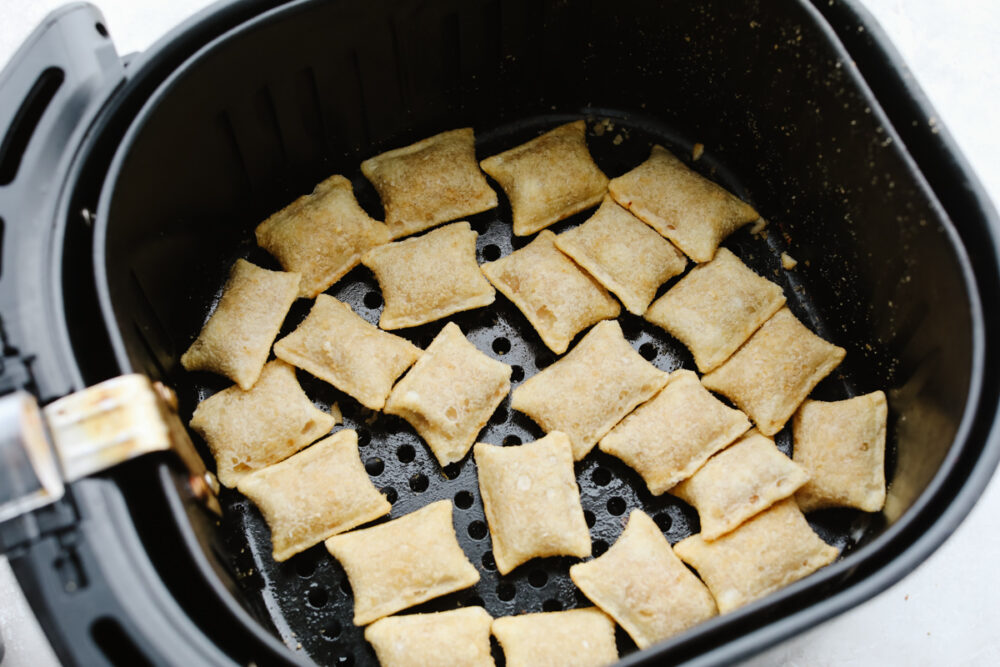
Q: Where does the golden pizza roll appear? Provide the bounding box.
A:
[671,430,810,540]
[608,145,759,262]
[385,322,511,466]
[474,433,591,575]
[361,128,498,239]
[365,607,495,667]
[481,230,620,354]
[362,222,496,329]
[674,498,839,613]
[325,500,480,625]
[190,360,337,488]
[511,320,668,460]
[255,174,391,298]
[599,369,750,494]
[793,391,888,512]
[480,120,609,236]
[644,247,785,372]
[491,608,618,667]
[273,295,420,410]
[236,430,390,562]
[570,510,717,649]
[554,196,687,315]
[180,259,300,390]
[701,307,846,436]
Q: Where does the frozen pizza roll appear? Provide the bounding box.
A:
[644,248,785,372]
[599,369,750,494]
[255,174,391,298]
[491,608,618,667]
[236,430,390,561]
[511,320,668,460]
[702,307,846,436]
[365,607,495,667]
[671,430,809,540]
[385,322,511,466]
[361,128,498,239]
[674,498,839,613]
[325,500,480,625]
[362,222,495,329]
[793,391,888,512]
[570,510,717,649]
[180,259,300,389]
[274,295,420,410]
[474,433,591,574]
[190,360,337,487]
[554,196,687,315]
[480,120,609,236]
[481,230,620,354]
[608,145,759,262]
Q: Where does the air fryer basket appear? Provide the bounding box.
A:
[62,0,991,664]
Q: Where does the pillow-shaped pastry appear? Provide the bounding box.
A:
[701,307,846,436]
[190,360,336,487]
[480,120,609,236]
[365,607,494,667]
[474,433,591,574]
[569,510,717,649]
[361,128,498,239]
[274,295,420,410]
[236,430,390,561]
[481,230,619,354]
[674,498,839,613]
[385,322,511,466]
[325,500,480,625]
[644,248,785,371]
[599,369,750,494]
[491,608,618,667]
[608,145,759,262]
[180,259,300,389]
[362,222,496,329]
[554,196,687,315]
[255,174,391,298]
[511,320,668,460]
[793,391,888,512]
[671,430,809,540]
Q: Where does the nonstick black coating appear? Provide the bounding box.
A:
[177,112,874,666]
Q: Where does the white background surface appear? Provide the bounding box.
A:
[1,1,999,665]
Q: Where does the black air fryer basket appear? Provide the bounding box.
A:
[1,1,999,665]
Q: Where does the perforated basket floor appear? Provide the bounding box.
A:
[181,112,878,666]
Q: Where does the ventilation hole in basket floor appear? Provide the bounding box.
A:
[339,578,352,595]
[409,473,429,492]
[497,582,516,602]
[482,551,496,571]
[542,599,563,612]
[490,407,508,424]
[593,539,609,557]
[364,457,384,476]
[468,520,488,540]
[510,365,525,382]
[382,486,398,504]
[294,558,316,578]
[528,570,548,588]
[639,342,657,361]
[483,244,501,261]
[396,444,415,462]
[332,653,354,666]
[583,510,596,528]
[591,467,612,486]
[503,435,522,447]
[443,462,462,479]
[607,497,626,516]
[363,291,382,309]
[357,428,371,447]
[492,336,511,355]
[307,586,329,608]
[455,490,475,510]
[654,512,672,532]
[621,317,642,341]
[322,620,342,641]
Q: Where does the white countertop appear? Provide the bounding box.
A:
[1,1,999,665]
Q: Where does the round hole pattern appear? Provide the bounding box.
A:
[492,337,511,355]
[324,620,342,641]
[307,586,329,608]
[496,582,516,602]
[339,578,352,595]
[510,365,525,382]
[409,473,429,492]
[295,558,316,578]
[481,551,496,571]
[607,496,626,516]
[95,22,109,37]
[528,570,548,588]
[365,457,384,476]
[583,510,596,528]
[468,520,488,540]
[357,429,371,447]
[591,467,612,486]
[490,407,508,424]
[382,486,398,504]
[455,490,475,510]
[363,291,383,309]
[396,444,415,463]
[639,342,657,361]
[503,435,522,447]
[593,539,609,557]
[654,512,673,532]
[443,463,462,480]
[483,244,502,261]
